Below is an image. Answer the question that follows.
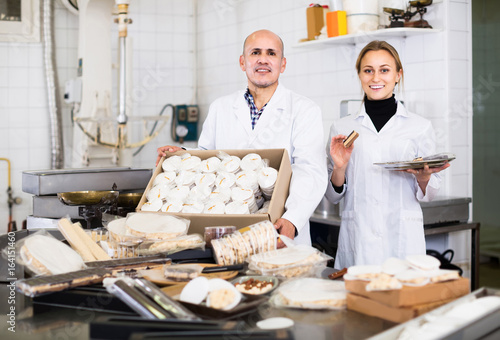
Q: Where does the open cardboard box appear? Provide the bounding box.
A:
[345,277,470,308]
[137,149,292,236]
[347,293,458,324]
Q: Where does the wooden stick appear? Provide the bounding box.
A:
[72,222,112,261]
[57,218,95,262]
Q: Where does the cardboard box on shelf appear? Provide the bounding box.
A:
[347,293,458,324]
[137,149,292,235]
[307,5,327,40]
[345,277,470,308]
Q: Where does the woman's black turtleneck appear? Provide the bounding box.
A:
[364,94,397,132]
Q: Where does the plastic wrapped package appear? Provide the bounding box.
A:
[214,172,236,189]
[125,212,190,240]
[270,278,347,310]
[221,237,235,265]
[163,264,204,282]
[258,166,278,200]
[426,269,461,283]
[226,233,249,264]
[106,217,144,246]
[211,221,278,265]
[204,226,236,247]
[153,170,177,186]
[240,153,263,172]
[246,227,260,254]
[217,152,241,174]
[104,217,143,258]
[141,198,163,212]
[10,229,86,276]
[365,273,403,291]
[248,245,331,278]
[179,154,202,171]
[86,228,108,243]
[136,234,205,256]
[100,240,139,259]
[200,156,221,173]
[162,155,182,172]
[211,236,227,265]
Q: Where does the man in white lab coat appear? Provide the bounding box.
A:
[157,30,328,247]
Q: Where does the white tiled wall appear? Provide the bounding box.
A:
[0,0,196,230]
[0,0,472,256]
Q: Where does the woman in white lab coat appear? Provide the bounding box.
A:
[325,41,450,269]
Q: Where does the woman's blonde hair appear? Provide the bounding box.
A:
[356,40,404,90]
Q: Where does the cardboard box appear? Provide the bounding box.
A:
[137,149,292,236]
[347,293,458,324]
[307,5,326,40]
[345,277,470,308]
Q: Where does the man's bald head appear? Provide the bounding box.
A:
[242,30,284,58]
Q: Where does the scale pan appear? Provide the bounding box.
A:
[117,192,143,208]
[57,190,119,206]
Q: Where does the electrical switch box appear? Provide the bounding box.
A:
[64,77,82,104]
[172,105,199,142]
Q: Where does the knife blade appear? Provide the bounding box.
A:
[201,264,244,273]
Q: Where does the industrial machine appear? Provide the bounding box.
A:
[22,167,152,229]
[65,0,171,167]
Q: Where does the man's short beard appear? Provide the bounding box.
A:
[251,79,278,89]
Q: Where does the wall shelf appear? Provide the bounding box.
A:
[293,28,442,49]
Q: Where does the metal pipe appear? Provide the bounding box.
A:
[0,158,11,187]
[42,0,64,169]
[116,1,130,125]
[0,158,13,232]
[0,158,21,232]
[118,36,127,124]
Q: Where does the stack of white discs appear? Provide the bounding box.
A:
[215,172,236,189]
[258,167,278,200]
[231,187,258,213]
[224,201,250,214]
[240,153,263,172]
[199,157,221,173]
[203,200,226,214]
[219,156,241,173]
[179,153,202,171]
[143,152,279,215]
[236,171,260,195]
[161,201,183,213]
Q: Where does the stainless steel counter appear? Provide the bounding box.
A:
[0,282,396,339]
[309,197,479,290]
[311,196,472,227]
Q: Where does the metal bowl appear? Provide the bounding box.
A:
[117,192,143,208]
[231,275,279,296]
[57,190,119,206]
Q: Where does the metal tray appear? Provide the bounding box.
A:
[178,294,268,320]
[161,284,268,320]
[374,153,455,170]
[22,167,152,196]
